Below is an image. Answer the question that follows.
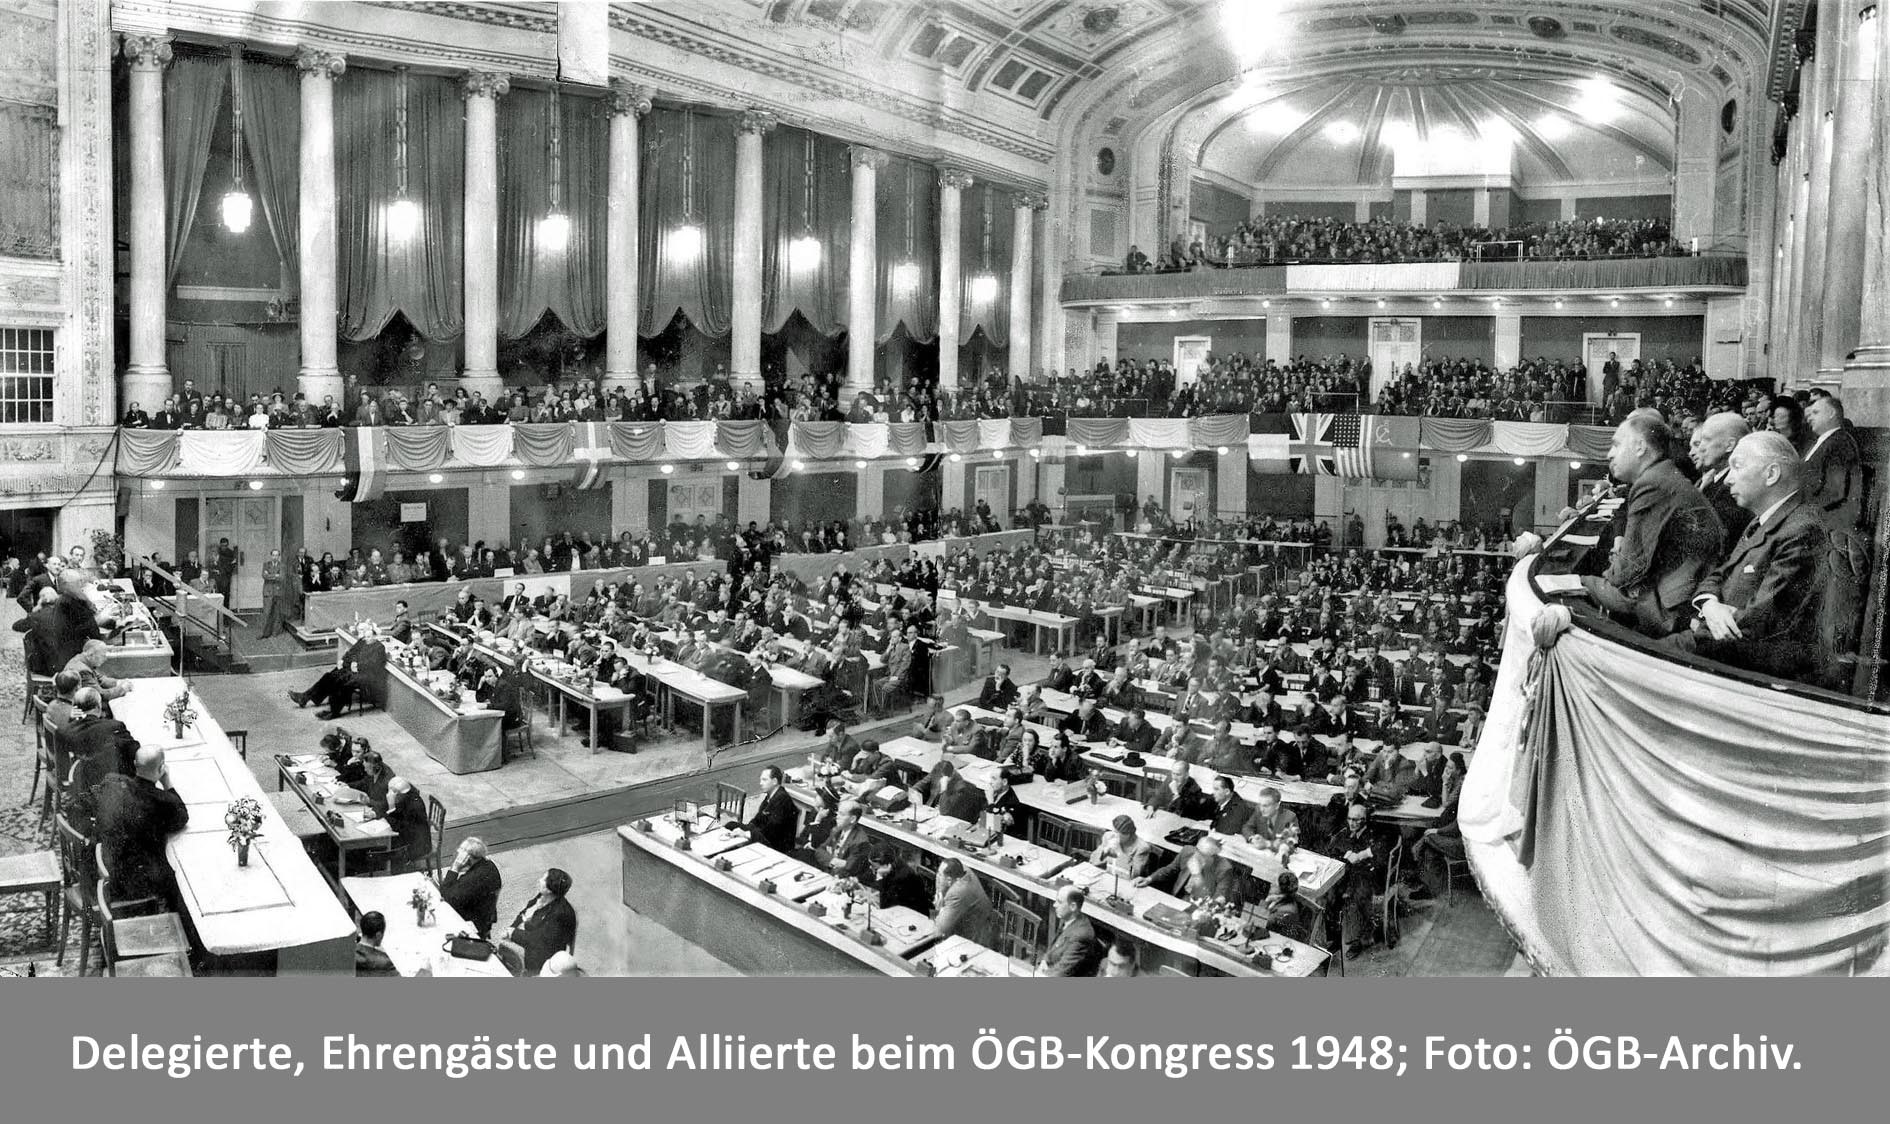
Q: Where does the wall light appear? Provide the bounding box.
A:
[891,261,920,293]
[790,236,824,272]
[667,224,704,261]
[1432,298,1442,309]
[1124,448,1138,458]
[1320,298,1331,309]
[511,468,525,480]
[992,449,1004,459]
[905,456,920,468]
[854,459,867,469]
[970,274,999,302]
[1456,454,1469,463]
[791,459,805,470]
[948,453,963,463]
[1028,449,1041,459]
[1170,449,1186,458]
[248,480,265,490]
[537,212,571,252]
[150,480,166,490]
[387,198,422,241]
[726,460,741,472]
[1216,446,1230,456]
[1569,461,1582,469]
[1512,457,1526,466]
[659,464,675,474]
[1401,451,1412,459]
[427,472,444,484]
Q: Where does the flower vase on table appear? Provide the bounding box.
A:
[163,690,199,742]
[410,884,435,927]
[224,797,263,868]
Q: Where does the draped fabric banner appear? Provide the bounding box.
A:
[337,69,466,340]
[1247,433,1290,473]
[977,419,1013,451]
[713,420,770,459]
[1009,416,1043,448]
[887,423,928,456]
[265,429,342,475]
[761,126,851,336]
[1188,414,1251,448]
[663,420,718,460]
[1066,417,1129,448]
[164,54,226,284]
[497,85,608,339]
[609,423,665,462]
[960,182,1013,348]
[848,424,890,460]
[117,430,179,476]
[1283,262,1461,291]
[1128,418,1190,448]
[512,423,575,467]
[1460,254,1748,291]
[877,156,940,344]
[1567,425,1613,461]
[784,421,847,461]
[235,56,300,280]
[383,425,451,471]
[1492,421,1575,457]
[177,430,264,476]
[939,420,981,453]
[1058,266,1290,303]
[1421,417,1496,452]
[450,425,515,466]
[1463,563,1890,976]
[339,427,386,502]
[639,108,735,337]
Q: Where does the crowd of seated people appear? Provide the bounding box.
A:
[1121,215,1688,273]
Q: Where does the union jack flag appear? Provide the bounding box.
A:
[1290,413,1336,476]
[1290,413,1378,479]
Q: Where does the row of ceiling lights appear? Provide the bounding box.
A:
[1138,294,1677,314]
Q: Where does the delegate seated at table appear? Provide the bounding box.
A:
[65,640,131,703]
[932,858,999,947]
[438,837,503,939]
[382,778,432,873]
[1037,887,1105,977]
[93,745,188,910]
[497,868,579,976]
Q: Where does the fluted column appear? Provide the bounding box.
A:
[846,145,889,399]
[1008,192,1046,383]
[1818,6,1880,379]
[295,47,346,405]
[936,166,973,393]
[1795,12,1843,381]
[1844,5,1890,416]
[604,82,652,392]
[123,34,173,414]
[459,70,509,399]
[732,109,776,393]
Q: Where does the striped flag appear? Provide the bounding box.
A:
[1331,414,1377,480]
[571,421,612,490]
[1247,432,1291,474]
[1289,413,1335,476]
[338,427,384,502]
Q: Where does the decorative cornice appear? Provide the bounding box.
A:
[120,33,172,69]
[606,79,653,118]
[937,166,976,191]
[738,108,780,135]
[458,69,511,100]
[293,45,346,79]
[849,145,892,172]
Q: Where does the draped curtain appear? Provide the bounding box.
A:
[960,182,1013,348]
[164,53,227,284]
[761,125,850,335]
[639,107,736,337]
[236,56,300,281]
[336,68,465,340]
[876,155,939,344]
[498,84,607,338]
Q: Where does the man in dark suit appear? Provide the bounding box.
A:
[866,847,930,914]
[62,687,140,802]
[813,800,873,880]
[1036,886,1105,977]
[977,663,1018,710]
[1204,775,1252,835]
[1802,395,1864,531]
[735,766,800,851]
[438,836,502,939]
[1114,707,1159,756]
[1690,412,1752,543]
[1336,803,1388,958]
[11,567,103,674]
[932,857,999,946]
[1671,431,1829,679]
[92,745,187,907]
[1144,763,1209,820]
[1582,412,1724,636]
[382,778,431,873]
[498,868,579,976]
[1137,836,1239,902]
[354,911,400,977]
[289,629,388,718]
[1059,697,1111,744]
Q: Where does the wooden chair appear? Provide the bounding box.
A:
[424,795,447,880]
[53,815,96,974]
[20,633,54,725]
[713,783,748,824]
[1066,823,1103,859]
[999,899,1043,964]
[1139,765,1168,806]
[28,697,54,821]
[502,718,535,761]
[95,878,191,977]
[1031,816,1069,853]
[0,847,61,953]
[225,729,248,761]
[1442,852,1476,905]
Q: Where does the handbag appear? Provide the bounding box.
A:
[443,932,495,962]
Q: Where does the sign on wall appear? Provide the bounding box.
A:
[1170,467,1209,523]
[667,479,721,530]
[399,502,428,523]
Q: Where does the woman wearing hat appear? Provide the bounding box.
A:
[1089,815,1156,880]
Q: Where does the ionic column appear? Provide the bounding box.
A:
[123,34,173,414]
[604,81,652,392]
[845,145,889,399]
[1817,6,1880,378]
[1008,192,1046,383]
[731,109,776,393]
[295,47,346,406]
[459,70,510,399]
[1842,5,1890,423]
[936,166,973,393]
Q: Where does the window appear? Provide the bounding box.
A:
[0,326,55,424]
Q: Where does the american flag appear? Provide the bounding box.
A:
[1331,415,1379,480]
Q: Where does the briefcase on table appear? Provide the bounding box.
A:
[867,784,909,814]
[444,933,495,962]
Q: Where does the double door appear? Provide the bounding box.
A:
[200,496,277,610]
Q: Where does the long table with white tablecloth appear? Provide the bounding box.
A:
[113,677,356,973]
[337,626,504,774]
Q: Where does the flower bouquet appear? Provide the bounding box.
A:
[225,796,264,866]
[163,690,198,740]
[408,883,435,926]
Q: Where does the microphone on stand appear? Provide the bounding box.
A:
[1540,481,1623,553]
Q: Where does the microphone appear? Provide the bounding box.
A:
[1540,482,1623,553]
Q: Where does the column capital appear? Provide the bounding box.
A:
[738,108,780,135]
[293,45,347,80]
[937,165,976,191]
[459,70,512,101]
[1015,191,1050,211]
[120,33,173,70]
[849,144,892,172]
[606,79,654,118]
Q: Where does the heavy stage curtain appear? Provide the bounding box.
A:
[236,56,300,279]
[762,126,850,336]
[498,85,607,338]
[336,68,465,341]
[1461,563,1890,976]
[960,182,1013,349]
[639,107,735,337]
[163,53,227,284]
[877,156,939,344]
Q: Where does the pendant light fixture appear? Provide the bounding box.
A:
[537,82,571,252]
[387,65,421,240]
[667,109,704,261]
[220,44,254,234]
[969,184,998,303]
[788,131,821,271]
[891,159,920,294]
